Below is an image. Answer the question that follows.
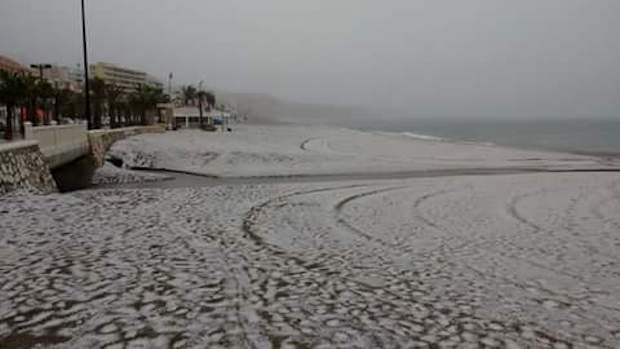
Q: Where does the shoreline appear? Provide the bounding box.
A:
[101,123,619,183]
[335,117,620,157]
[364,127,620,159]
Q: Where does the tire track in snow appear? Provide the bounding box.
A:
[397,186,596,304]
[240,183,493,346]
[506,191,545,233]
[302,185,583,347]
[240,184,378,343]
[299,138,320,151]
[333,186,407,247]
[507,187,619,272]
[412,189,456,231]
[242,184,368,249]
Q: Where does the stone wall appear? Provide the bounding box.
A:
[1,125,165,195]
[88,125,165,167]
[0,141,57,195]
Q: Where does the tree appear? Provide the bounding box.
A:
[57,89,82,121]
[206,91,216,110]
[104,83,124,128]
[180,85,197,106]
[53,88,76,123]
[196,90,207,127]
[115,99,133,126]
[130,84,164,125]
[35,80,55,125]
[90,77,106,129]
[0,71,26,140]
[22,75,40,125]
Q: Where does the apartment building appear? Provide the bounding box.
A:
[91,62,148,93]
[0,54,33,75]
[41,65,84,92]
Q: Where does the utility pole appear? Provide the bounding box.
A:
[168,72,173,99]
[81,0,92,129]
[198,80,204,129]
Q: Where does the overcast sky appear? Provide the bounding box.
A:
[1,0,619,119]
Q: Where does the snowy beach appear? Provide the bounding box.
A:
[1,124,620,348]
[106,124,618,178]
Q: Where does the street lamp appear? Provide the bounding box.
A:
[30,64,52,80]
[198,80,204,128]
[81,0,92,129]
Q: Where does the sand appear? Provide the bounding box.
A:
[1,124,619,348]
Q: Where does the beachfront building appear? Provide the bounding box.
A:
[91,62,149,93]
[0,54,34,75]
[40,65,84,92]
[174,107,203,129]
[173,106,233,130]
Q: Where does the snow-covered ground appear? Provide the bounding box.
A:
[1,172,620,348]
[107,124,618,177]
[92,163,172,186]
[2,125,620,348]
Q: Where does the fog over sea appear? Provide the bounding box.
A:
[343,118,620,156]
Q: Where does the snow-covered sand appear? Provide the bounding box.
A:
[107,124,618,177]
[1,124,620,348]
[1,173,619,347]
[92,163,172,186]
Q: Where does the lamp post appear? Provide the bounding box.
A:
[81,0,92,129]
[30,64,52,81]
[198,80,204,128]
[168,72,173,99]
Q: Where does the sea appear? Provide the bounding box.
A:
[344,118,620,156]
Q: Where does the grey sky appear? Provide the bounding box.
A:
[1,0,619,119]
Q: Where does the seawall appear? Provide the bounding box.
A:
[0,141,58,195]
[1,125,166,195]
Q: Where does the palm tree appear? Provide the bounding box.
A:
[57,88,81,121]
[104,83,124,128]
[180,85,197,106]
[35,80,55,125]
[22,75,39,126]
[53,87,76,123]
[196,90,207,127]
[116,98,132,126]
[206,91,216,110]
[90,77,106,129]
[0,71,26,140]
[130,84,164,125]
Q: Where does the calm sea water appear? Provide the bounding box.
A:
[343,118,620,155]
